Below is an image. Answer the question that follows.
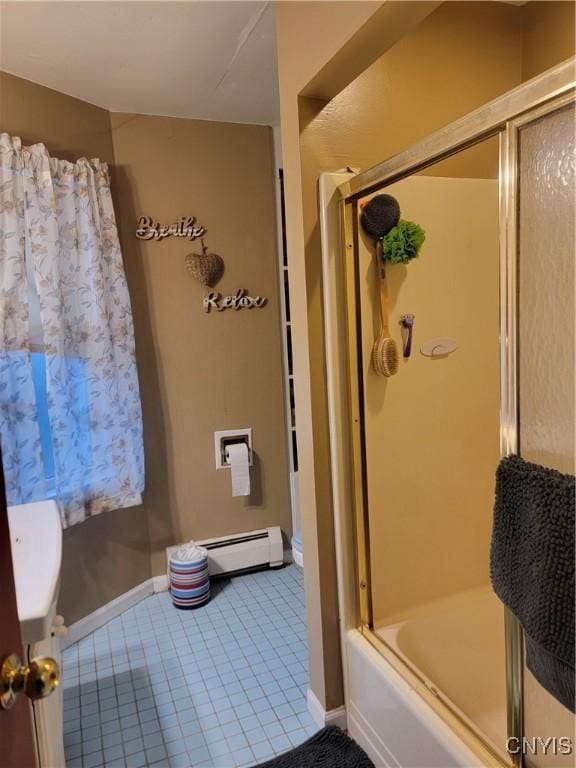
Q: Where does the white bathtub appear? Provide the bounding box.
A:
[346,630,490,767]
[375,585,507,758]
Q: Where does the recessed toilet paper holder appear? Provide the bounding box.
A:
[214,429,253,469]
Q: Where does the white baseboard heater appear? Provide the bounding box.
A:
[167,526,285,578]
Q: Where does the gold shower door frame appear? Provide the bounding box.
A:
[337,60,575,767]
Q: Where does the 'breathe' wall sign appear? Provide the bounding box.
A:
[136,216,206,241]
[203,289,268,313]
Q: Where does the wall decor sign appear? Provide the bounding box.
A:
[185,241,225,287]
[203,289,267,313]
[136,215,206,241]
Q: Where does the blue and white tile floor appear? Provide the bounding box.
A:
[62,565,317,768]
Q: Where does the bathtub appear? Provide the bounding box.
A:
[345,630,494,767]
[375,586,507,759]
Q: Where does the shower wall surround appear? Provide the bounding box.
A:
[0,71,290,622]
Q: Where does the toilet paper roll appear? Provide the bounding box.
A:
[225,442,251,497]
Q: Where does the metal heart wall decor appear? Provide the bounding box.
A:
[185,241,225,287]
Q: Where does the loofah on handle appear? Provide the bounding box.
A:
[371,242,399,377]
[372,336,399,377]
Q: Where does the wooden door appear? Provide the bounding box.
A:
[0,450,36,767]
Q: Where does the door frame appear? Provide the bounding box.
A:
[330,58,575,767]
[0,449,37,767]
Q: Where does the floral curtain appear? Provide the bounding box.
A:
[0,133,144,526]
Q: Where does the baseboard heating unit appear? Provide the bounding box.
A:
[167,526,284,577]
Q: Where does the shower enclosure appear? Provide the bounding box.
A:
[322,60,575,766]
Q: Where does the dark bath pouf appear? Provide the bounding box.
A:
[251,726,375,768]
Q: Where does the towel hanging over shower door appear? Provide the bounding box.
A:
[490,455,575,712]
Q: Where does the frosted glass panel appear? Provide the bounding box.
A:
[518,103,576,768]
[518,103,575,476]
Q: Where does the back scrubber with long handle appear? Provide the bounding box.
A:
[360,194,400,377]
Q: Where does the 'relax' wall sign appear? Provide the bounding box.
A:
[203,289,267,313]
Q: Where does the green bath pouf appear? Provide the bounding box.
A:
[381,219,426,265]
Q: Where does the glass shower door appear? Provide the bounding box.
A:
[337,66,575,767]
[516,100,575,768]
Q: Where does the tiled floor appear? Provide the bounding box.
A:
[62,565,317,768]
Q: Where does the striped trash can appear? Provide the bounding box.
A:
[169,543,210,609]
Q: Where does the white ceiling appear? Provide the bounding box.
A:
[0,1,279,125]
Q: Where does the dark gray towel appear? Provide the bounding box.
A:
[490,455,575,712]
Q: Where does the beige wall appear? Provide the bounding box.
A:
[0,71,115,164]
[0,71,290,622]
[522,1,576,81]
[276,0,389,712]
[0,71,152,623]
[110,113,290,576]
[301,2,523,173]
[276,0,442,715]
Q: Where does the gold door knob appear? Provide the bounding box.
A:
[0,654,60,711]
